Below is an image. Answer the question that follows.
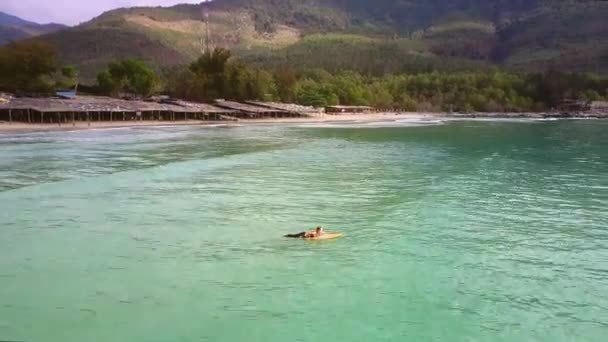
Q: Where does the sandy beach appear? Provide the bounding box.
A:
[0,113,442,133]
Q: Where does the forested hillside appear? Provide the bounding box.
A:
[17,0,608,79]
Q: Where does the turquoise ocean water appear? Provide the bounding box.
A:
[1,120,607,341]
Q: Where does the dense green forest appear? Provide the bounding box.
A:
[2,42,606,112]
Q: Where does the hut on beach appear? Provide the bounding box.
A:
[325,105,375,114]
[159,99,239,121]
[0,96,240,124]
[0,95,342,124]
[245,101,322,117]
[214,100,292,119]
[555,99,608,117]
[556,99,590,113]
[590,101,608,114]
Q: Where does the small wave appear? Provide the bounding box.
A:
[395,118,445,125]
[290,119,443,129]
[446,117,543,123]
[204,124,244,128]
[75,126,135,132]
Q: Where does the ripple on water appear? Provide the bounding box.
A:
[0,121,607,342]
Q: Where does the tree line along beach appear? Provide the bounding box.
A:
[1,93,608,134]
[1,41,608,135]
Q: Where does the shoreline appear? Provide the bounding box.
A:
[0,112,604,133]
[0,113,437,133]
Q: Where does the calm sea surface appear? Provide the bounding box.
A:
[1,120,607,341]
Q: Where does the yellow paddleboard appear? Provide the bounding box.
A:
[303,233,343,240]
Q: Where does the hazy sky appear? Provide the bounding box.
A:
[1,0,204,25]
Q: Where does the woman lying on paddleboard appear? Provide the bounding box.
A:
[285,226,324,239]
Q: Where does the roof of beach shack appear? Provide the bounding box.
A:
[0,96,198,113]
[214,100,288,114]
[246,101,322,114]
[0,96,264,115]
[590,101,608,109]
[166,100,238,114]
[326,105,375,110]
[0,97,71,112]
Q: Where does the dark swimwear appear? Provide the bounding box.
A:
[285,232,307,238]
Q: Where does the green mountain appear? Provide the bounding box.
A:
[30,0,608,80]
[0,11,66,45]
